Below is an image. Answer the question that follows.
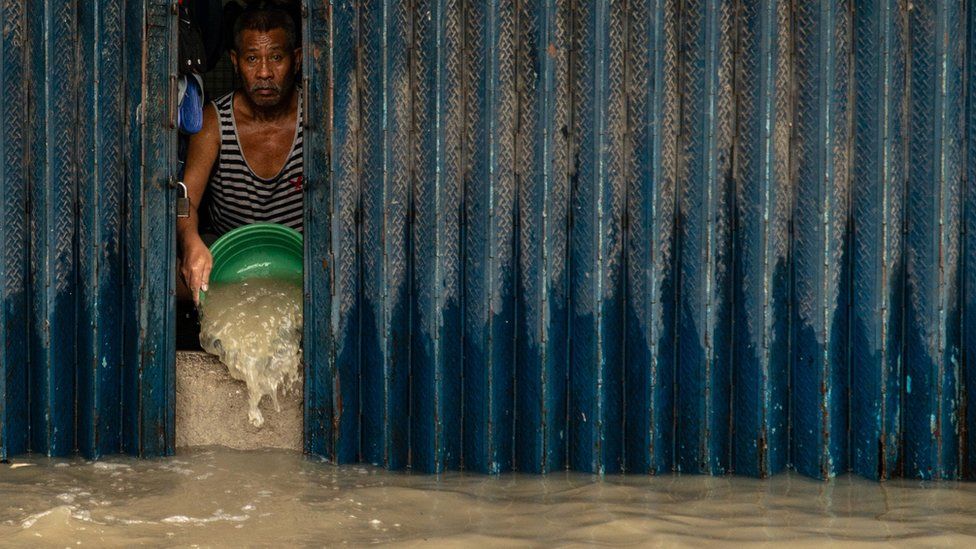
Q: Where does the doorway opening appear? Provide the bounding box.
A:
[172,0,307,452]
[175,0,304,351]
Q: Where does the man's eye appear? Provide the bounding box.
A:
[247,56,257,63]
[272,55,282,62]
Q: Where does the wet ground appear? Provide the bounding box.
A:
[2,447,975,547]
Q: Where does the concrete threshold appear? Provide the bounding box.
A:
[176,351,302,451]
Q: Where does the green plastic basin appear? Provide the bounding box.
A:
[203,223,303,297]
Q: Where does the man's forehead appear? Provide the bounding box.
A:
[238,29,290,50]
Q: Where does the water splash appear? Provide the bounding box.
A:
[199,278,303,426]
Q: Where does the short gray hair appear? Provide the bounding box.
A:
[232,6,298,52]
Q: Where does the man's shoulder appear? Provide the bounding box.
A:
[211,90,235,111]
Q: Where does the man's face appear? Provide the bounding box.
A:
[231,28,301,108]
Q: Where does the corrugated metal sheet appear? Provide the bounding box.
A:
[0,0,31,459]
[1,0,975,481]
[0,0,176,460]
[303,0,976,480]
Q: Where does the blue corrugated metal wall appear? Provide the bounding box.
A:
[303,0,976,480]
[1,0,974,481]
[0,0,176,460]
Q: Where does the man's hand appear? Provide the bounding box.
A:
[181,235,213,304]
[177,103,219,304]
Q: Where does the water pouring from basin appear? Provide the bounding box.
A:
[198,223,304,427]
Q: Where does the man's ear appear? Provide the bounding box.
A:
[293,47,302,74]
[229,49,239,74]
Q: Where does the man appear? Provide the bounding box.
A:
[178,6,303,303]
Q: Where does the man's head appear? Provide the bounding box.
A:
[230,7,301,109]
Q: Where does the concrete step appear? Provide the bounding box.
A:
[176,351,302,451]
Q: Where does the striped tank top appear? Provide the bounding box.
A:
[206,90,304,235]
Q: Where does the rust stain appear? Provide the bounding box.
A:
[547,42,558,58]
[333,375,343,436]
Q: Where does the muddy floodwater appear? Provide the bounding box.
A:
[2,448,976,547]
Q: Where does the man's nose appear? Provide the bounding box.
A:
[256,59,273,79]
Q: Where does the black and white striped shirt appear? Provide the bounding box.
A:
[206,90,304,235]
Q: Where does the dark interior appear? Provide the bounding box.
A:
[176,0,303,351]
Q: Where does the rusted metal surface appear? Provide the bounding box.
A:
[301,0,975,479]
[121,0,177,458]
[0,0,30,460]
[77,0,126,460]
[674,0,736,475]
[27,0,79,457]
[733,0,792,479]
[790,0,852,479]
[850,0,906,480]
[411,0,464,473]
[302,0,336,460]
[515,0,571,474]
[903,0,965,480]
[2,0,976,481]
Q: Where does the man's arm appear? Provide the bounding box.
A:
[178,103,219,303]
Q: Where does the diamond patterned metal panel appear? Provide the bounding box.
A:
[122,0,177,457]
[790,0,852,479]
[410,0,464,474]
[674,0,736,475]
[850,0,907,480]
[331,0,363,464]
[358,0,412,470]
[733,0,792,478]
[624,0,681,475]
[77,0,126,460]
[27,0,79,457]
[0,0,30,460]
[904,0,965,480]
[514,0,571,474]
[460,0,519,474]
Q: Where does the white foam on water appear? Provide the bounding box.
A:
[6,449,976,547]
[198,278,303,427]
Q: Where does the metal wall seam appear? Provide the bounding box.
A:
[0,0,30,460]
[966,0,976,480]
[330,0,362,464]
[850,0,907,480]
[359,0,412,470]
[410,0,464,474]
[624,0,680,475]
[77,0,126,460]
[790,0,852,479]
[28,0,78,457]
[462,0,519,474]
[122,0,145,455]
[938,0,966,481]
[904,0,965,480]
[514,0,571,474]
[302,0,336,460]
[675,0,736,475]
[733,0,792,478]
